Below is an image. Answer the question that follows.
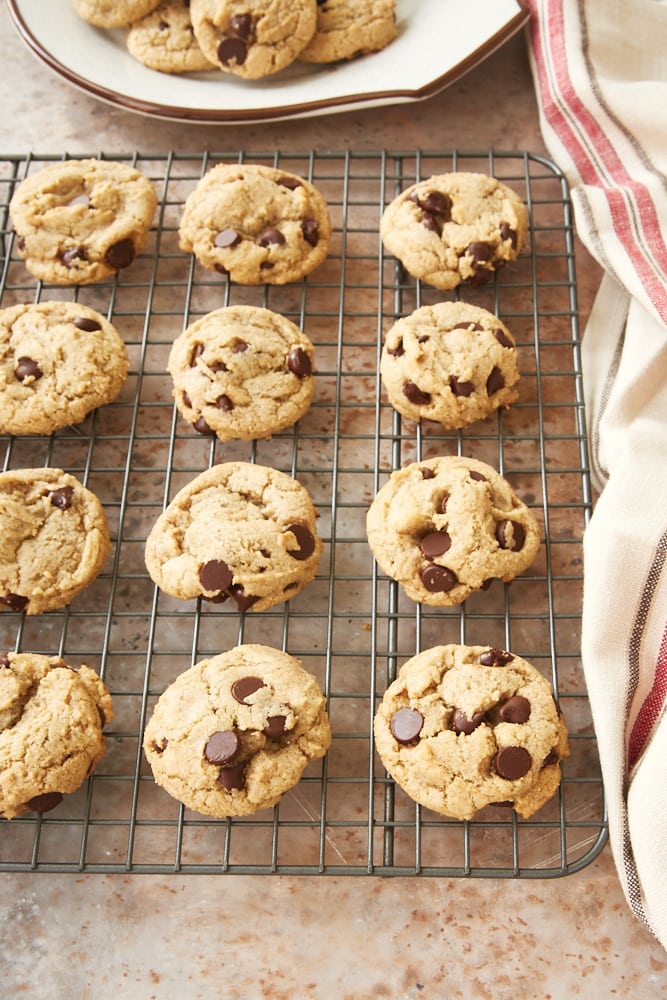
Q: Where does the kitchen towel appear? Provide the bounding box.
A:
[525,0,667,949]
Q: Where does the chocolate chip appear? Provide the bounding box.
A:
[277,175,302,190]
[217,761,246,790]
[257,227,285,247]
[466,241,492,263]
[230,13,252,38]
[479,648,514,667]
[105,238,135,269]
[439,493,449,513]
[0,593,28,612]
[286,523,315,560]
[26,791,63,814]
[451,708,486,734]
[151,737,168,754]
[420,531,451,559]
[0,652,11,668]
[190,343,204,365]
[470,471,487,482]
[230,585,258,612]
[387,339,404,357]
[73,316,102,332]
[543,747,559,767]
[403,381,431,406]
[421,212,443,235]
[264,715,287,737]
[199,559,233,593]
[192,415,215,435]
[218,36,247,65]
[204,730,241,765]
[208,359,228,372]
[449,375,474,397]
[420,564,457,593]
[61,247,86,267]
[499,696,531,724]
[420,467,435,479]
[301,219,319,246]
[215,228,242,248]
[421,191,451,217]
[468,267,493,288]
[231,676,265,704]
[494,745,532,780]
[500,222,518,249]
[495,520,526,551]
[232,340,248,353]
[389,707,424,744]
[48,486,74,510]
[216,394,234,411]
[486,366,505,395]
[15,356,42,381]
[494,328,514,349]
[287,347,312,378]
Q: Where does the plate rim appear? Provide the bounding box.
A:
[7,0,530,125]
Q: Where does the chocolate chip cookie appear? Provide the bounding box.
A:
[0,651,114,820]
[380,171,528,290]
[0,468,111,615]
[366,456,540,606]
[72,0,162,27]
[127,0,215,72]
[190,0,317,78]
[0,301,128,436]
[10,158,157,286]
[168,305,315,440]
[299,0,397,64]
[143,643,330,816]
[374,643,568,820]
[380,301,519,430]
[178,162,331,285]
[144,462,322,612]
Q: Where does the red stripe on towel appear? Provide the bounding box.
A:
[628,621,667,768]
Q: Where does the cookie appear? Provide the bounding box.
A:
[0,651,114,820]
[299,0,397,64]
[10,158,157,286]
[143,643,330,816]
[126,0,216,73]
[380,172,528,290]
[168,305,315,440]
[0,301,129,436]
[380,301,519,430]
[366,456,540,606]
[0,468,111,615]
[190,0,317,78]
[178,162,331,285]
[374,643,568,820]
[144,462,322,612]
[72,0,162,28]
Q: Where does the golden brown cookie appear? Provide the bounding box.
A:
[374,643,568,820]
[72,0,162,28]
[126,0,216,73]
[144,644,330,816]
[299,0,397,64]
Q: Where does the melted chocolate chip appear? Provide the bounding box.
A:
[387,339,404,357]
[216,394,234,411]
[264,715,287,737]
[277,175,302,190]
[494,745,532,780]
[494,328,514,349]
[499,695,531,724]
[0,593,28,613]
[403,381,431,406]
[105,238,135,269]
[495,520,526,552]
[286,523,315,561]
[301,219,319,246]
[451,708,486,735]
[287,347,312,378]
[389,707,424,745]
[420,530,452,559]
[73,316,102,332]
[215,228,242,248]
[61,246,86,267]
[190,343,205,365]
[231,676,265,704]
[439,493,450,513]
[204,730,241,765]
[48,486,74,510]
[208,359,228,372]
[420,467,435,479]
[479,648,514,667]
[199,559,233,593]
[151,737,168,754]
[543,747,559,767]
[26,791,63,814]
[232,340,248,353]
[0,652,11,668]
[257,227,285,247]
[449,375,475,397]
[230,13,252,38]
[470,470,487,482]
[500,222,517,249]
[15,356,43,381]
[466,241,492,263]
[486,366,505,395]
[420,564,457,593]
[192,415,215,435]
[421,212,443,235]
[218,36,247,65]
[217,761,246,790]
[230,585,258,612]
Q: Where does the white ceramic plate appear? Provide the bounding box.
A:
[7,0,529,124]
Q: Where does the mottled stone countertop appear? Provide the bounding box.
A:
[0,7,666,998]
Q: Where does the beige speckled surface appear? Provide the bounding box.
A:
[1,5,666,996]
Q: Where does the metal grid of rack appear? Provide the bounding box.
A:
[0,150,606,875]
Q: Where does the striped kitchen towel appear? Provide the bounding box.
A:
[526,0,667,949]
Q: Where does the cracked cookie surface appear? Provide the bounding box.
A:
[10,158,157,286]
[0,468,111,615]
[178,162,331,284]
[0,301,128,436]
[144,643,330,816]
[380,171,528,291]
[168,305,315,440]
[127,0,215,72]
[380,301,519,430]
[0,651,113,819]
[374,643,568,820]
[366,456,540,606]
[299,0,397,64]
[144,462,322,612]
[72,0,162,27]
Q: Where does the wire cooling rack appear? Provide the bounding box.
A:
[0,150,606,876]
